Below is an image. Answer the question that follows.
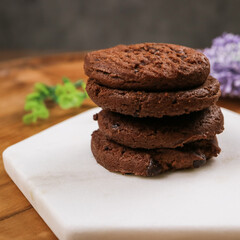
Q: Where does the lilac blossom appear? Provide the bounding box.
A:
[202,33,240,97]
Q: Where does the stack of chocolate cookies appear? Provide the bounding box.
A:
[85,43,224,177]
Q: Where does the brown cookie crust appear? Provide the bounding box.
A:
[91,130,221,177]
[96,105,224,149]
[84,43,210,91]
[86,76,221,118]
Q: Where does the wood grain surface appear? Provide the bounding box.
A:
[0,53,240,239]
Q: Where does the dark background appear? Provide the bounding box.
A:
[0,0,239,52]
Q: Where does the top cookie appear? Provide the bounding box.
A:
[84,43,210,91]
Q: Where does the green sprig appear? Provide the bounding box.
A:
[23,77,88,124]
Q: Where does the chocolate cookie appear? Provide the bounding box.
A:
[91,130,221,177]
[84,43,210,91]
[86,76,221,118]
[95,105,224,149]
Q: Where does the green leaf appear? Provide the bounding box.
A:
[26,92,41,101]
[22,113,38,124]
[82,82,89,98]
[64,82,77,93]
[81,81,86,90]
[36,106,49,119]
[58,94,76,109]
[77,91,86,104]
[23,77,88,124]
[74,80,84,88]
[62,77,70,84]
[55,84,66,97]
[24,100,41,111]
[34,83,50,96]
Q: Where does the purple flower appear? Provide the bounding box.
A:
[202,33,240,97]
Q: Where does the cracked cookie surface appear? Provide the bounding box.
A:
[84,43,210,91]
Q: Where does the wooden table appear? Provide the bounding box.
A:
[0,53,240,239]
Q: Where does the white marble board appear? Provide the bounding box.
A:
[3,107,240,240]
